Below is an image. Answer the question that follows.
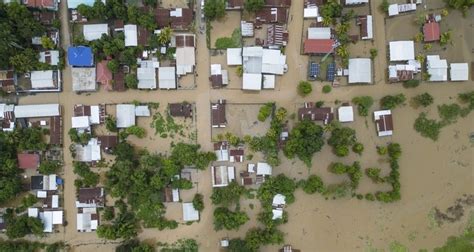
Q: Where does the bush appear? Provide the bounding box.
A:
[301,175,325,194]
[329,162,347,174]
[387,143,402,160]
[352,142,364,155]
[210,181,245,206]
[365,168,384,183]
[414,113,442,141]
[403,79,420,88]
[125,125,146,138]
[125,74,138,89]
[376,146,388,155]
[335,145,349,157]
[369,48,378,60]
[283,120,325,167]
[213,207,249,230]
[327,126,357,157]
[297,81,312,97]
[322,85,332,94]
[38,160,61,175]
[438,103,461,124]
[413,93,434,107]
[192,193,204,212]
[352,96,374,116]
[380,94,406,109]
[380,0,389,13]
[258,103,274,122]
[365,193,375,201]
[102,207,115,221]
[204,0,226,20]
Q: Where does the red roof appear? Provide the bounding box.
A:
[23,0,56,9]
[423,22,440,42]
[96,60,112,86]
[304,39,335,54]
[17,153,40,169]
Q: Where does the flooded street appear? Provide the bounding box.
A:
[15,0,474,251]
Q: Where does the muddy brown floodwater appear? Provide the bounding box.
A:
[10,0,474,251]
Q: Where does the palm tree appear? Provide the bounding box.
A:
[158,26,172,46]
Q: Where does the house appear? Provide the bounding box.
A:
[230,149,244,163]
[388,3,417,17]
[158,67,177,89]
[263,74,276,89]
[243,73,262,90]
[298,103,334,124]
[210,64,229,88]
[14,104,60,118]
[272,194,286,220]
[211,100,226,128]
[83,24,109,41]
[23,0,58,10]
[32,11,57,25]
[256,162,272,176]
[116,104,136,128]
[96,60,112,87]
[227,48,242,66]
[348,58,372,84]
[124,24,138,47]
[357,15,373,40]
[307,27,331,39]
[214,141,230,162]
[256,7,288,24]
[155,8,194,30]
[241,21,254,37]
[265,0,291,7]
[73,104,102,125]
[211,166,235,187]
[30,70,58,90]
[68,46,93,67]
[135,106,150,117]
[169,103,193,118]
[304,39,335,54]
[97,135,118,153]
[30,174,58,191]
[74,138,101,162]
[423,22,440,42]
[18,153,40,169]
[39,50,60,66]
[113,67,126,91]
[374,110,393,137]
[345,0,368,5]
[76,187,105,208]
[175,34,196,76]
[0,70,16,93]
[388,60,421,82]
[39,210,63,233]
[163,187,180,203]
[137,26,150,46]
[389,41,415,61]
[304,1,319,19]
[338,105,354,123]
[182,203,199,221]
[72,68,96,92]
[137,67,157,89]
[262,49,287,75]
[450,63,469,81]
[77,207,99,232]
[267,24,288,46]
[427,55,448,82]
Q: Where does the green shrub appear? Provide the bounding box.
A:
[414,113,442,141]
[297,81,312,97]
[322,85,332,94]
[301,175,325,194]
[438,103,461,124]
[352,142,364,155]
[258,103,274,122]
[381,94,406,109]
[403,79,420,88]
[413,93,434,107]
[352,96,374,116]
[192,194,204,212]
[377,146,387,155]
[370,48,378,60]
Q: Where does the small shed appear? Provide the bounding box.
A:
[450,63,468,81]
[116,104,136,128]
[182,203,199,221]
[227,48,243,66]
[338,106,354,122]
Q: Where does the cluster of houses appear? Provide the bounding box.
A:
[0,0,62,94]
[67,0,196,92]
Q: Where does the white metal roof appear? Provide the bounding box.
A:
[30,70,55,89]
[40,211,53,233]
[243,46,263,57]
[75,138,101,162]
[304,7,318,18]
[262,49,286,75]
[52,211,63,225]
[212,166,230,187]
[182,203,199,221]
[39,50,59,66]
[71,116,90,129]
[211,64,222,75]
[172,188,180,202]
[137,67,157,89]
[83,24,109,41]
[243,73,262,90]
[222,70,229,85]
[227,48,242,66]
[389,41,415,61]
[427,55,448,82]
[388,4,399,16]
[308,27,331,39]
[241,21,254,37]
[72,67,97,92]
[37,191,47,198]
[116,104,136,128]
[257,162,272,175]
[158,67,177,89]
[263,74,275,89]
[0,104,14,119]
[338,106,354,122]
[124,24,138,47]
[272,209,283,220]
[14,104,60,118]
[176,47,195,75]
[215,149,229,162]
[90,105,100,124]
[450,63,468,81]
[272,194,286,206]
[345,0,368,4]
[52,195,59,208]
[28,208,39,218]
[135,106,150,117]
[47,174,57,190]
[348,58,372,83]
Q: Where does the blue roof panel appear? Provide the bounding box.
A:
[68,46,93,67]
[327,63,335,81]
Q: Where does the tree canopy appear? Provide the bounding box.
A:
[213,207,249,231]
[204,0,226,20]
[284,120,324,166]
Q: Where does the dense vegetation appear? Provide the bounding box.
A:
[444,0,473,16]
[3,210,43,239]
[380,94,406,109]
[258,102,274,122]
[215,29,242,49]
[204,0,226,21]
[283,120,325,166]
[327,125,357,157]
[373,143,402,203]
[412,93,434,107]
[0,240,65,252]
[352,96,374,116]
[297,81,312,96]
[213,207,249,230]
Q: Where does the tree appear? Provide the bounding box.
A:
[370,48,378,60]
[213,207,249,230]
[41,36,55,49]
[380,94,406,109]
[297,81,312,97]
[388,143,402,160]
[204,0,226,20]
[301,175,325,194]
[228,239,253,252]
[257,174,297,205]
[403,79,420,88]
[414,113,442,141]
[102,207,115,221]
[6,215,43,239]
[125,74,138,89]
[105,115,118,132]
[327,126,357,157]
[107,59,119,73]
[352,96,373,116]
[380,0,389,13]
[38,160,61,175]
[158,26,172,46]
[444,0,473,16]
[192,194,204,212]
[258,103,274,122]
[440,31,452,46]
[283,120,325,167]
[438,103,461,124]
[459,91,474,109]
[211,181,246,206]
[244,228,284,251]
[365,168,384,183]
[352,142,364,155]
[245,0,265,12]
[9,48,39,74]
[322,85,332,94]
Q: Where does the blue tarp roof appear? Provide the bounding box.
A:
[68,0,96,9]
[68,46,93,67]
